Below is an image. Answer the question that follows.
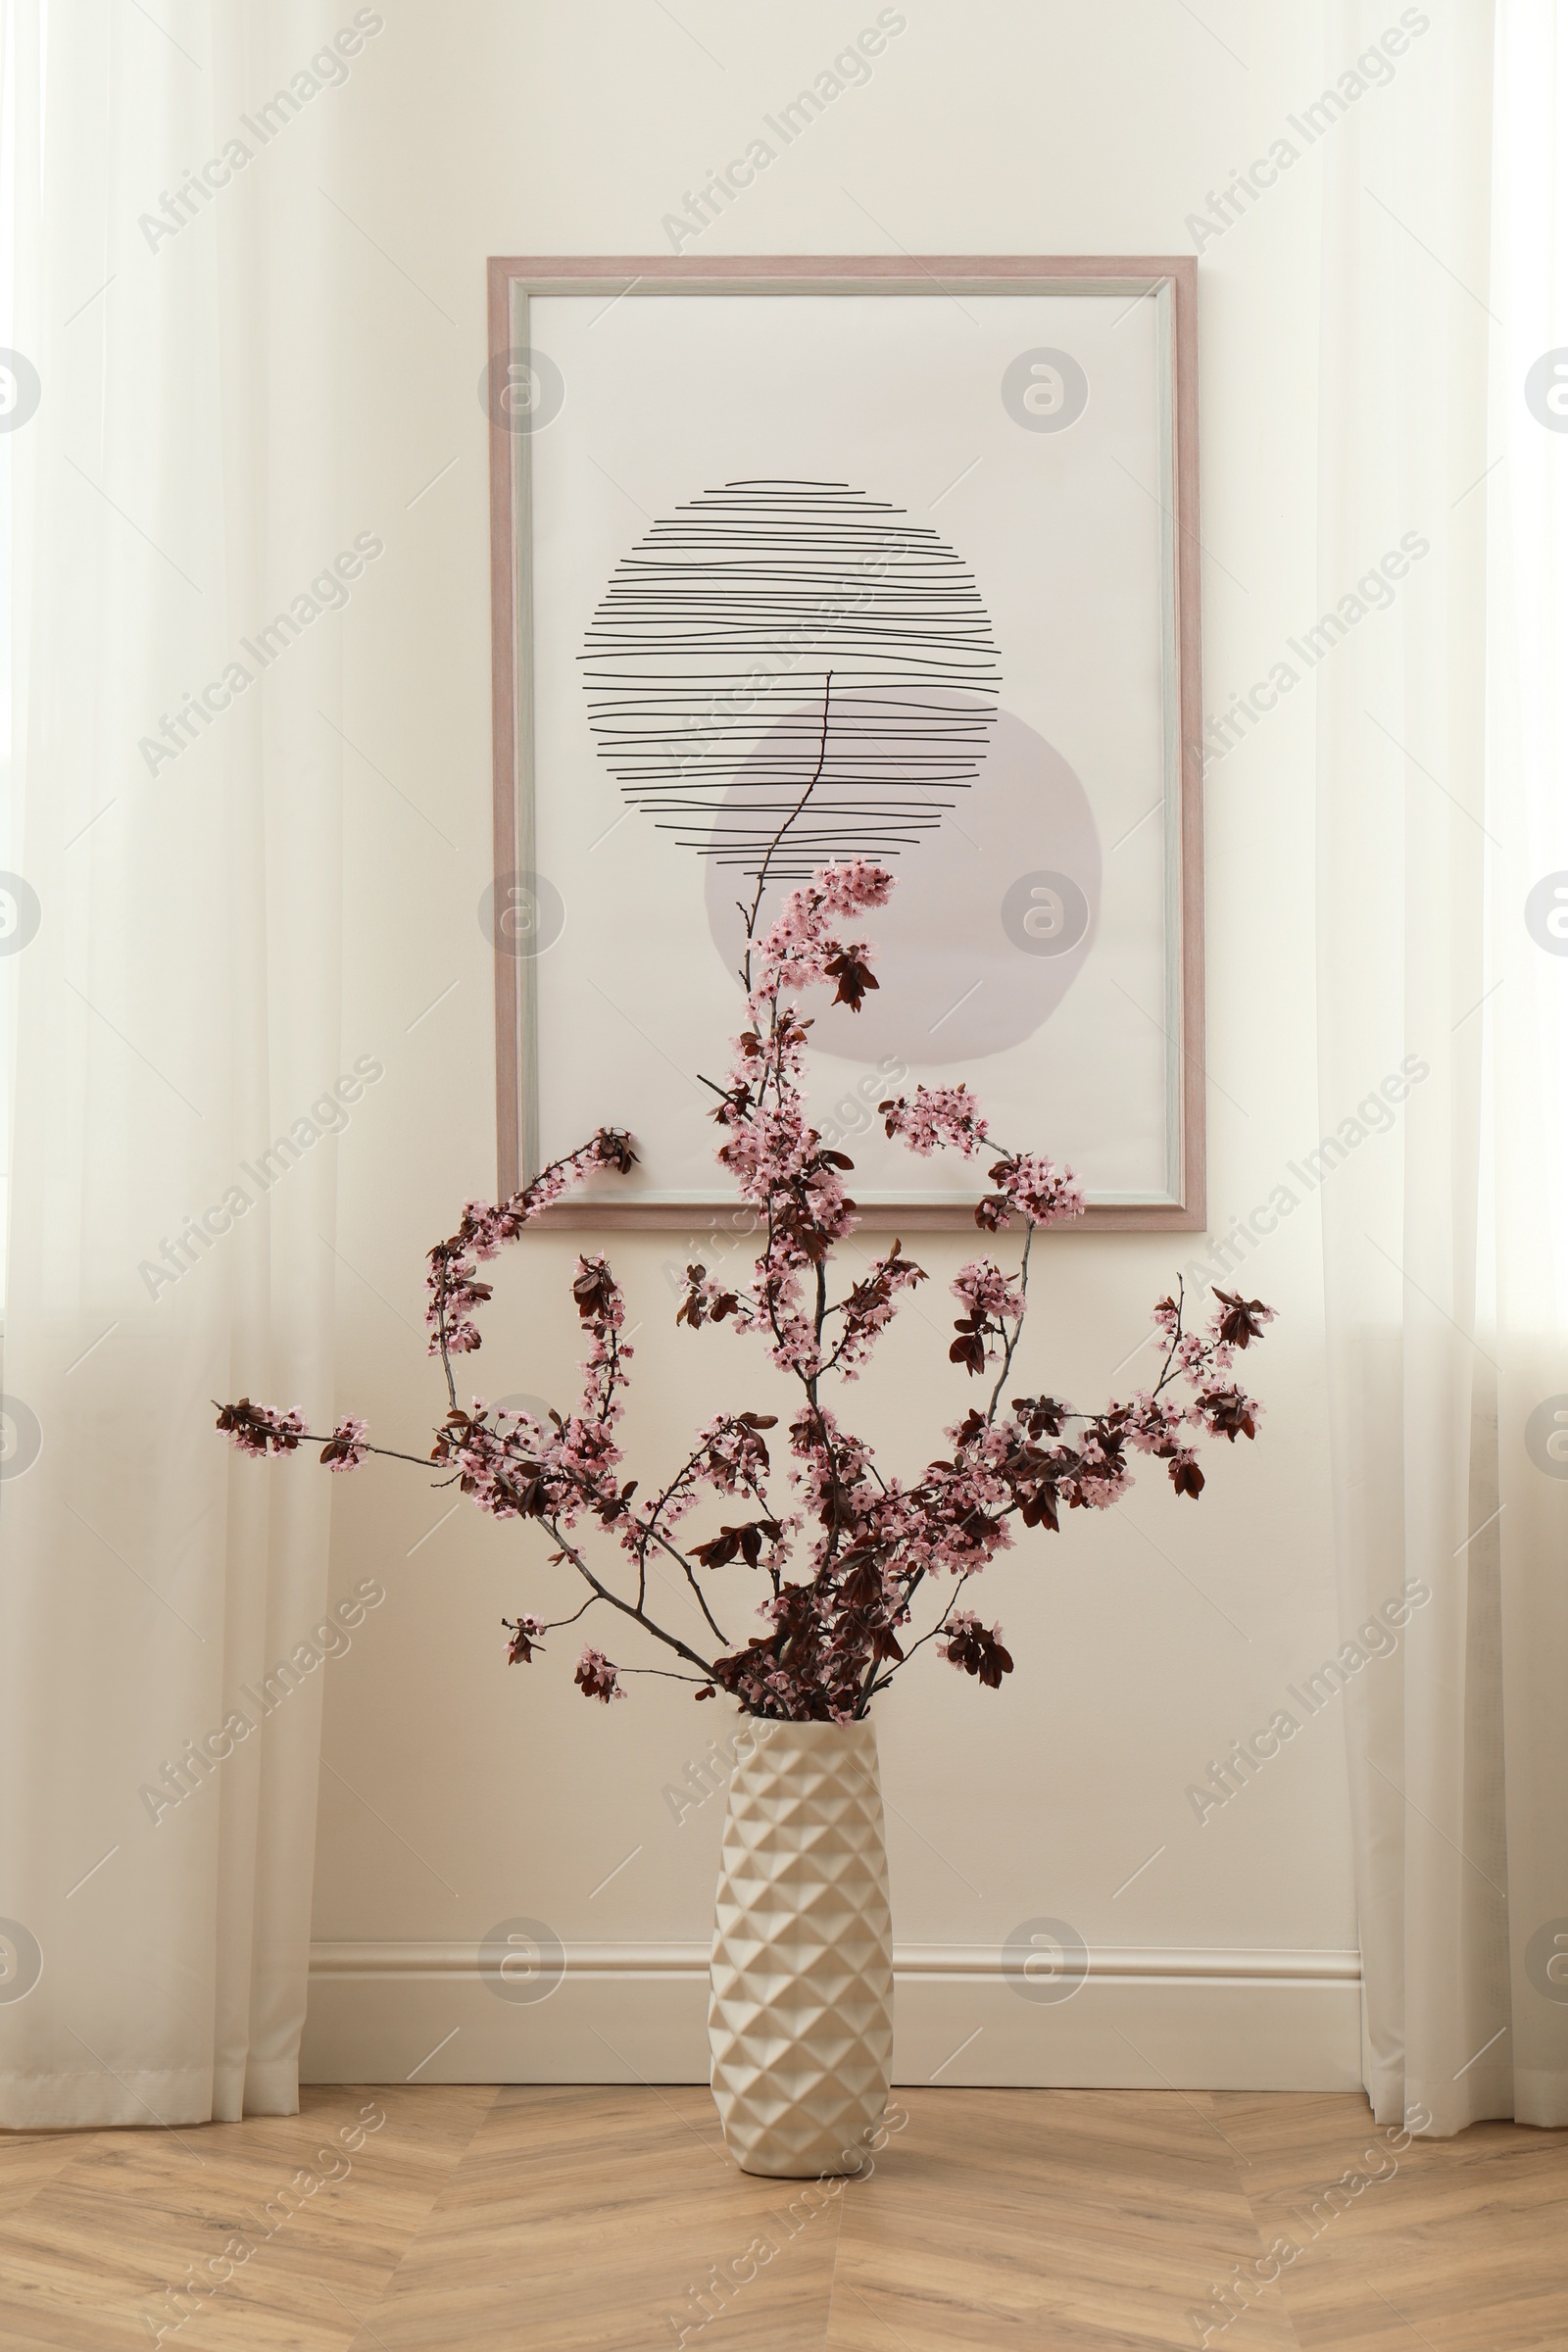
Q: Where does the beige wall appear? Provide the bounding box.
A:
[306,0,1359,2086]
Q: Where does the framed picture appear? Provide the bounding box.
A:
[485,254,1203,1232]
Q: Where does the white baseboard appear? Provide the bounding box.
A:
[303,1942,1363,2092]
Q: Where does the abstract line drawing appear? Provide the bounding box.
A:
[580,479,1003,881]
[493,256,1204,1222]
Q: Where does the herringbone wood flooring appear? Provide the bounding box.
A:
[0,2085,1565,2349]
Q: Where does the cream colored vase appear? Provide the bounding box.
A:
[708,1717,894,2178]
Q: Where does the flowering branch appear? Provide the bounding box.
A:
[217,750,1273,1722]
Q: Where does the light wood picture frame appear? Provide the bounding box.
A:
[486,254,1204,1233]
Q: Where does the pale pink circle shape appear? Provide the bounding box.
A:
[706,710,1101,1065]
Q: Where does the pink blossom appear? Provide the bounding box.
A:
[505,1613,549,1664]
[1122,1393,1188,1456]
[952,1260,1026,1321]
[880,1084,989,1158]
[217,1399,306,1457]
[978,1152,1085,1231]
[424,1129,636,1358]
[320,1415,370,1472]
[574,1647,625,1703]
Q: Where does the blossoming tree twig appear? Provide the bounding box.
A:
[218,800,1272,1721]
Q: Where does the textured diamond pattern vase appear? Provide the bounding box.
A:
[709,1718,894,2178]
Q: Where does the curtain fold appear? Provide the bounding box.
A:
[1318,0,1568,2133]
[0,1,346,2124]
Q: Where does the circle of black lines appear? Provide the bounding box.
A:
[478,346,565,435]
[580,480,1003,882]
[1000,348,1089,434]
[479,870,565,959]
[479,1917,566,2005]
[1001,868,1091,957]
[1002,1917,1090,2004]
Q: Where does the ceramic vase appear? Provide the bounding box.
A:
[708,1717,894,2178]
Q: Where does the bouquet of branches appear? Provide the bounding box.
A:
[218,842,1271,1723]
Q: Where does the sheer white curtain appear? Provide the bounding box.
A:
[1318,0,1568,2134]
[0,3,346,2123]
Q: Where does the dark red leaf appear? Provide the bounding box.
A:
[943,1622,1015,1689]
[503,1619,537,1666]
[823,951,878,1012]
[1212,1289,1272,1348]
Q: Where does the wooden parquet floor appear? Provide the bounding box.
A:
[0,2084,1565,2350]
